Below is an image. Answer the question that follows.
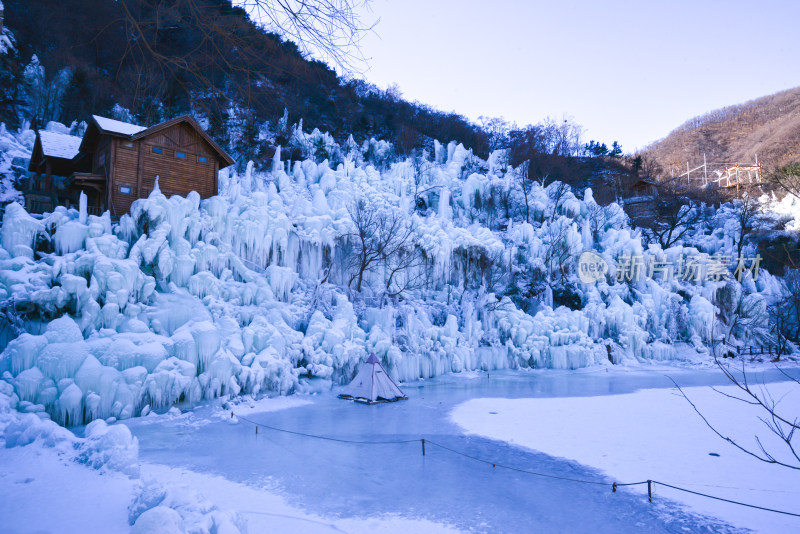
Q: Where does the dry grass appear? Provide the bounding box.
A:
[641,87,800,176]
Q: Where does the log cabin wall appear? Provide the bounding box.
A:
[109,123,220,216]
[110,137,142,216]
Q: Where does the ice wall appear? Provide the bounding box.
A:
[0,122,784,427]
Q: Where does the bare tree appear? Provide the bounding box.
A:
[241,0,376,73]
[545,180,570,222]
[516,160,531,223]
[541,216,576,282]
[508,125,546,224]
[410,153,441,212]
[383,246,424,299]
[731,193,761,258]
[770,163,800,200]
[770,269,800,353]
[346,198,415,293]
[541,116,584,157]
[586,201,623,243]
[481,249,509,296]
[672,356,800,471]
[641,188,699,249]
[672,292,800,471]
[477,116,512,152]
[113,0,376,118]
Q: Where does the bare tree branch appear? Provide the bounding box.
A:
[669,375,800,470]
[345,197,416,294]
[239,0,377,73]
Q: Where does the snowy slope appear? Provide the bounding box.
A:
[452,380,800,534]
[0,119,791,429]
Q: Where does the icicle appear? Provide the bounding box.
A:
[439,188,452,220]
[271,146,282,173]
[581,219,592,250]
[244,161,254,192]
[79,191,88,224]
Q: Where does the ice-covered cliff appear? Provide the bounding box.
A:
[0,123,787,426]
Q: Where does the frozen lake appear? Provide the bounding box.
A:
[126,366,798,533]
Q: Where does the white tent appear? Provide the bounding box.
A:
[338,354,407,404]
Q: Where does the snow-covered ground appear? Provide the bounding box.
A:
[3,366,797,533]
[140,463,462,534]
[0,449,460,534]
[0,444,134,533]
[0,393,460,534]
[452,371,800,533]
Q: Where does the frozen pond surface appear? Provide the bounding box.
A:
[128,367,794,533]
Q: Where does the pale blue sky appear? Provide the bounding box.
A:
[354,0,800,152]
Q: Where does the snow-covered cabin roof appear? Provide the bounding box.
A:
[91,115,147,136]
[37,130,82,160]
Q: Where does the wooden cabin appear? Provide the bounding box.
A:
[629,178,659,197]
[26,115,234,217]
[26,130,84,214]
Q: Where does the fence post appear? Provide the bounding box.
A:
[703,153,708,185]
[648,480,653,502]
[421,438,426,456]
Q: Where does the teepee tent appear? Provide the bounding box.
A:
[339,354,407,404]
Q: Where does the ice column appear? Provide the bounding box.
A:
[79,191,88,224]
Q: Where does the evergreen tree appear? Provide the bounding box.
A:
[0,29,22,129]
[60,67,95,124]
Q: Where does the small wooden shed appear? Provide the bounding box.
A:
[629,178,659,197]
[26,115,234,216]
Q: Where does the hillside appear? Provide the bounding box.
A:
[1,0,488,164]
[642,87,800,175]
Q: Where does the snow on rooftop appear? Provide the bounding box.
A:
[38,130,82,160]
[92,115,147,136]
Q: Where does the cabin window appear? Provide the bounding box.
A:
[121,141,134,148]
[152,147,163,154]
[198,156,208,164]
[98,153,105,166]
[119,186,132,194]
[176,151,186,159]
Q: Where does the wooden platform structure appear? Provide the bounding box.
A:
[669,154,763,191]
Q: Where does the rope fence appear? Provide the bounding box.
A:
[236,413,418,445]
[232,411,800,519]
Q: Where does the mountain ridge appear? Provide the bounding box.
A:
[642,86,800,176]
